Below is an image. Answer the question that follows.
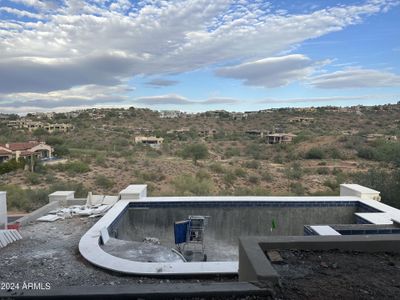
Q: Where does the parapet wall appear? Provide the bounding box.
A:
[238,235,400,283]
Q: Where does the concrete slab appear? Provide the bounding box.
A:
[310,226,341,236]
[37,215,62,222]
[355,213,393,225]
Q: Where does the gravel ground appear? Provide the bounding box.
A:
[273,249,400,300]
[5,218,399,299]
[0,217,237,289]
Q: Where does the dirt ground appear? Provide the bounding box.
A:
[273,249,400,300]
[0,218,237,290]
[2,217,400,299]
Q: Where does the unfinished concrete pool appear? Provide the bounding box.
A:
[79,184,400,275]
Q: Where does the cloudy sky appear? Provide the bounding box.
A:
[0,0,399,113]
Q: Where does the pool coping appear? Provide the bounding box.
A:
[78,196,400,275]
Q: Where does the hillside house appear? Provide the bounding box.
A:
[198,129,217,137]
[245,130,264,138]
[166,127,191,135]
[134,136,164,148]
[7,120,74,133]
[231,112,248,120]
[0,141,53,163]
[266,133,297,144]
[289,117,315,124]
[159,110,183,119]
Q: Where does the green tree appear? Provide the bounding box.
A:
[181,143,209,164]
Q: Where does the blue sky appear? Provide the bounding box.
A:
[0,0,399,113]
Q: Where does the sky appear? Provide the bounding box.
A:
[0,0,399,113]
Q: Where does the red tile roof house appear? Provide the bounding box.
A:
[0,141,53,163]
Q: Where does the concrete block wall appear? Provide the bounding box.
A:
[0,192,6,229]
[340,184,381,201]
[49,191,75,205]
[119,185,147,200]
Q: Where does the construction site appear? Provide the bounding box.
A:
[1,184,400,298]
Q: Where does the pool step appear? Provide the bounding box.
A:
[0,229,23,249]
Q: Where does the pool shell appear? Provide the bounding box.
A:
[78,196,400,276]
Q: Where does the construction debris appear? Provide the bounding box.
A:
[143,237,160,245]
[37,215,63,222]
[266,250,284,264]
[37,204,113,222]
[0,229,23,248]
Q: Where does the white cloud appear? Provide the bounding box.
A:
[257,94,400,104]
[309,68,400,89]
[0,7,43,19]
[215,54,328,87]
[134,94,239,105]
[0,0,397,110]
[0,84,130,109]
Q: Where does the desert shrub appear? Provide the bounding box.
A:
[223,171,237,185]
[196,169,211,180]
[285,162,303,179]
[95,175,114,189]
[242,160,260,169]
[374,142,400,165]
[209,162,225,173]
[357,147,376,160]
[261,170,273,181]
[328,147,343,159]
[244,143,266,160]
[234,167,247,178]
[352,169,400,208]
[317,167,330,175]
[26,172,41,185]
[323,179,337,190]
[343,136,364,150]
[172,174,213,195]
[32,128,48,137]
[224,147,240,158]
[45,136,64,146]
[138,170,166,182]
[273,154,284,164]
[0,184,64,212]
[55,161,90,174]
[95,154,107,167]
[292,132,311,144]
[248,175,260,184]
[305,147,325,159]
[357,142,400,166]
[145,149,161,158]
[53,144,70,156]
[0,158,26,175]
[45,174,55,184]
[181,143,208,163]
[290,182,305,195]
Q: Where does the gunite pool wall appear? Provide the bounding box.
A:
[79,192,398,275]
[110,198,359,261]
